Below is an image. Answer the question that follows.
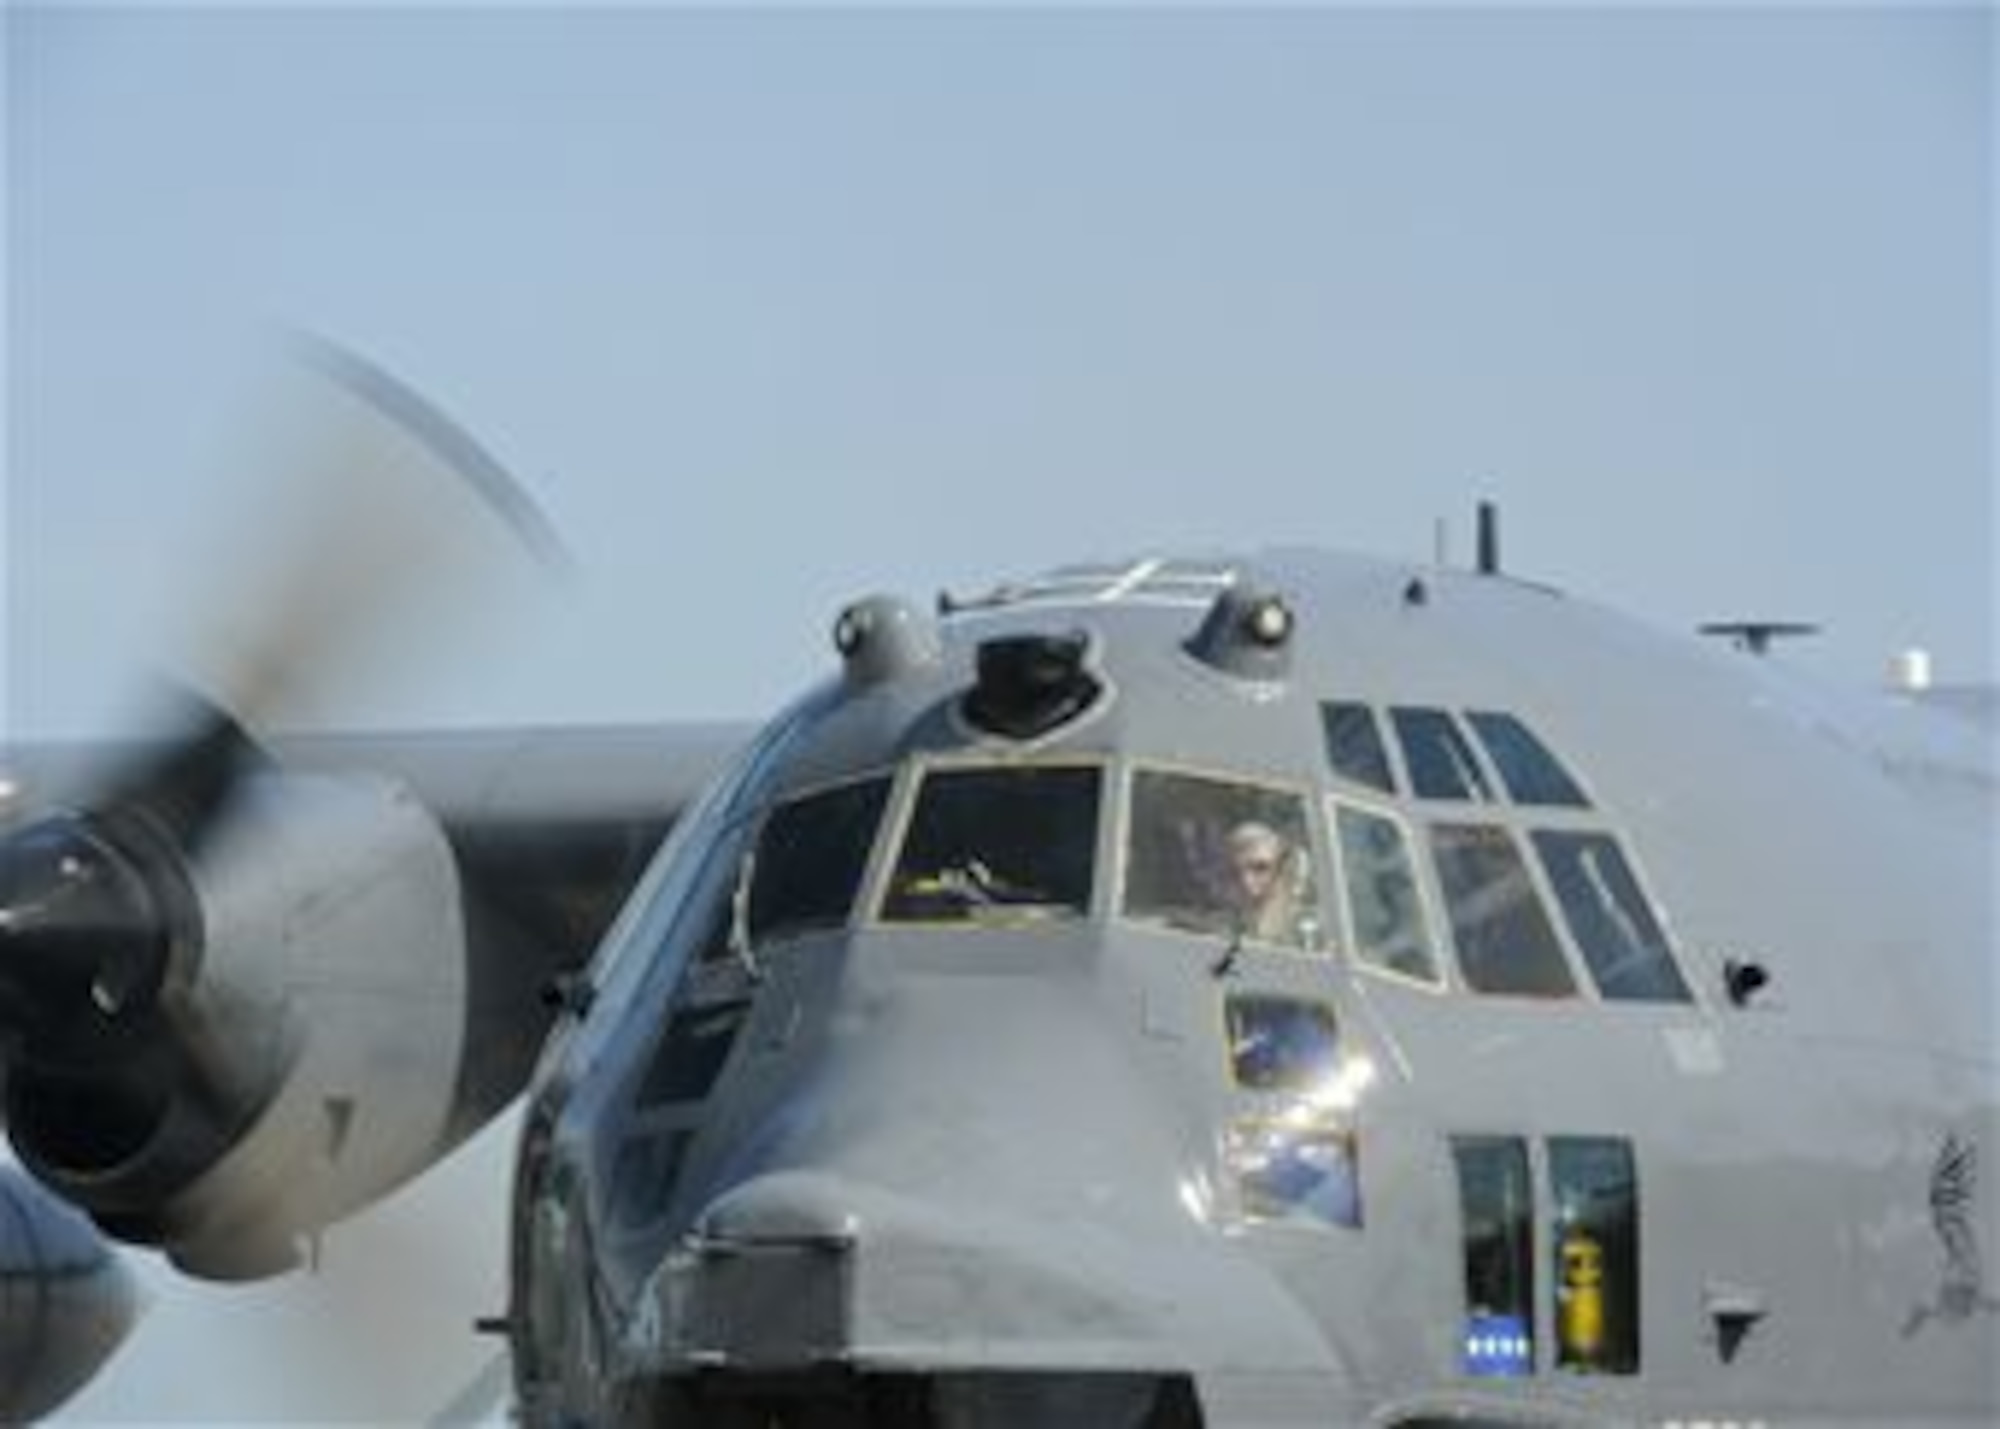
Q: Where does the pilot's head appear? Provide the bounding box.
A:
[1225,821,1286,909]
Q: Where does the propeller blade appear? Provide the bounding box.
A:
[173,328,569,738]
[1,336,561,1420]
[85,694,262,857]
[3,330,566,1059]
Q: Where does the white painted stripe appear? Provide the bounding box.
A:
[1100,557,1165,602]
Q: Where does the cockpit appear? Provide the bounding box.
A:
[700,757,1333,953]
[693,692,1691,1013]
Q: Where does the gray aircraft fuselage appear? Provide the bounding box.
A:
[508,549,2000,1428]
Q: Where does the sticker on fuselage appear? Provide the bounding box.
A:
[1902,1133,2000,1337]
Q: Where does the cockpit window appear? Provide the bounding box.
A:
[1333,802,1443,987]
[1532,832,1690,1003]
[1430,823,1575,997]
[1322,702,1397,795]
[1222,995,1363,1229]
[747,776,891,946]
[1226,995,1342,1091]
[1392,708,1495,802]
[881,764,1100,925]
[1122,769,1324,952]
[1466,712,1590,809]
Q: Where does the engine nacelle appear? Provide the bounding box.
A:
[7,770,478,1279]
[0,1163,141,1420]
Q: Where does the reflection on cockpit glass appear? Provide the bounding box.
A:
[1393,707,1495,803]
[1322,701,1398,795]
[1467,712,1591,809]
[1335,803,1441,986]
[1431,823,1575,997]
[1223,996,1362,1229]
[1226,995,1340,1091]
[1123,770,1322,951]
[882,765,1100,925]
[1533,832,1690,1003]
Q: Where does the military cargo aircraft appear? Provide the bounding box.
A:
[2,341,1993,1426]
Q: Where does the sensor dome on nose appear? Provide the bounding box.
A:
[962,632,1101,739]
[833,595,941,688]
[1185,585,1296,682]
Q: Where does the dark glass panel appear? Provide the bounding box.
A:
[1431,824,1575,997]
[1467,711,1591,808]
[1322,701,1397,795]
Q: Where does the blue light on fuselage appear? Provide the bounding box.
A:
[1462,1314,1533,1377]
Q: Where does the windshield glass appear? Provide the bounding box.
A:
[746,776,891,946]
[1430,823,1575,997]
[881,764,1102,925]
[1122,768,1323,951]
[1334,801,1442,985]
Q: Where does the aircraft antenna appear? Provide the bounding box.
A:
[1697,620,1822,656]
[1476,500,1501,576]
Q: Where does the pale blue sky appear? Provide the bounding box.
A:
[7,3,1994,742]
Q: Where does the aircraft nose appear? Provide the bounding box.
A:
[613,950,1362,1419]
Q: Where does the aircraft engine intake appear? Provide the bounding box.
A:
[2,740,478,1280]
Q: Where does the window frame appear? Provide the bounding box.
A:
[1218,993,1366,1233]
[1320,700,1400,798]
[1446,1132,1649,1381]
[742,769,898,952]
[1390,706,1500,805]
[1114,759,1333,958]
[866,754,1114,930]
[1546,1135,1644,1377]
[1530,829,1695,1006]
[1449,1132,1541,1379]
[1327,793,1451,993]
[1220,992,1346,1094]
[1427,820,1590,1001]
[1464,709,1596,810]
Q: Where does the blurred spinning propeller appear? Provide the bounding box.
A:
[0,333,568,1415]
[2,330,565,1083]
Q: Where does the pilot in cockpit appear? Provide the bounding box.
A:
[1223,820,1306,946]
[1122,770,1321,950]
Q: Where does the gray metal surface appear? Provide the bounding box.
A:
[513,549,1999,1426]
